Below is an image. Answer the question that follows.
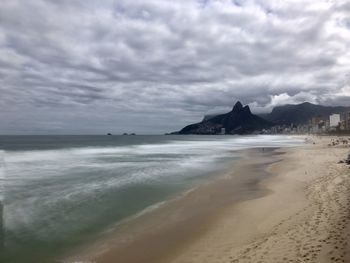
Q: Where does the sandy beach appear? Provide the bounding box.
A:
[70,136,350,263]
[169,136,350,263]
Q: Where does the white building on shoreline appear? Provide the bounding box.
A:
[330,114,340,128]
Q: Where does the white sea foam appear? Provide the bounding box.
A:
[3,135,304,238]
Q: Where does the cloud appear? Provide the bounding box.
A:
[0,0,350,134]
[249,91,321,113]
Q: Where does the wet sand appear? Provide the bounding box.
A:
[69,136,350,263]
[66,148,283,263]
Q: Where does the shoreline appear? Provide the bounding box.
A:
[68,135,350,263]
[65,147,286,263]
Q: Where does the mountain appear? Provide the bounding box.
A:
[178,101,272,135]
[260,102,350,125]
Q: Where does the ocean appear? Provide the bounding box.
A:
[0,135,304,263]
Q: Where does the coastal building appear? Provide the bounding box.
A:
[329,114,341,128]
[341,111,350,130]
[325,120,330,131]
[297,124,309,134]
[340,120,346,131]
[309,116,327,134]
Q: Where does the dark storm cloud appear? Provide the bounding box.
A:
[0,0,350,134]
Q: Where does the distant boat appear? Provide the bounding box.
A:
[107,133,112,136]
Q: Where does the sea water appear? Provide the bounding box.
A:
[0,135,304,263]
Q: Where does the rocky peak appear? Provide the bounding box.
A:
[243,105,251,114]
[232,101,243,112]
[177,100,272,135]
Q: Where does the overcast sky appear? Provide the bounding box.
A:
[1,0,350,134]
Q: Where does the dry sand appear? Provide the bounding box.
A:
[169,136,350,263]
[71,136,350,263]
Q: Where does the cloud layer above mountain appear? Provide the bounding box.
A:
[1,0,350,134]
